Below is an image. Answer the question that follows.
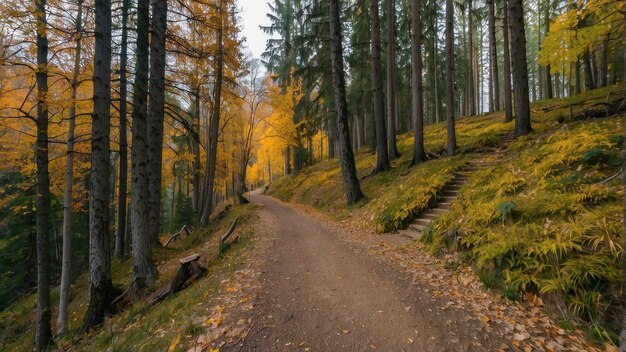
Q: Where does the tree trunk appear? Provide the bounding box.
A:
[502,0,513,123]
[386,0,399,159]
[199,0,224,226]
[115,1,128,258]
[619,12,626,352]
[284,146,291,174]
[509,0,532,136]
[147,0,168,245]
[583,50,595,91]
[544,0,553,99]
[84,0,114,331]
[537,0,543,100]
[34,0,52,347]
[598,36,609,88]
[445,0,456,155]
[129,0,156,298]
[411,0,425,164]
[329,0,364,205]
[370,0,390,173]
[58,0,83,333]
[114,0,129,259]
[467,0,476,116]
[191,90,201,215]
[487,0,500,112]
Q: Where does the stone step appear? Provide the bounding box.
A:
[398,229,421,240]
[438,202,452,209]
[446,186,461,192]
[442,190,459,197]
[423,213,439,220]
[409,223,428,232]
[440,196,456,202]
[414,218,433,226]
[426,208,448,215]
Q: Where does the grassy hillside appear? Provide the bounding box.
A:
[0,204,258,351]
[267,86,624,343]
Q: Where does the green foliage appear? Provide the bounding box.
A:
[424,104,623,342]
[497,201,517,222]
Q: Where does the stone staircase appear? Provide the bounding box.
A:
[397,132,516,241]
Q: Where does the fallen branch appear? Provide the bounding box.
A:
[219,218,239,255]
[164,225,192,247]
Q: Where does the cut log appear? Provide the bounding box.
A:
[169,253,206,296]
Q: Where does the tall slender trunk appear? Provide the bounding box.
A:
[58,0,83,333]
[509,0,532,136]
[619,12,626,352]
[329,0,364,205]
[84,0,114,331]
[445,0,456,155]
[598,36,609,88]
[129,0,156,297]
[284,146,291,174]
[411,0,425,164]
[502,0,513,123]
[544,0,553,99]
[147,0,168,245]
[537,0,543,100]
[468,0,476,116]
[114,0,128,259]
[386,0,399,159]
[370,0,390,173]
[583,50,595,91]
[34,0,52,347]
[487,0,500,111]
[199,0,224,225]
[191,90,201,215]
[575,58,581,94]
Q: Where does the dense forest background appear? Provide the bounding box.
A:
[0,0,624,349]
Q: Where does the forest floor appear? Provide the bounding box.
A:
[191,191,600,352]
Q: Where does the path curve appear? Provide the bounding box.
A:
[224,193,507,351]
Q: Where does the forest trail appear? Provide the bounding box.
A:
[224,192,508,351]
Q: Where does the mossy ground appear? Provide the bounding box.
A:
[268,85,624,344]
[0,203,258,351]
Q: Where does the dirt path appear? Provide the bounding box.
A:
[222,193,508,351]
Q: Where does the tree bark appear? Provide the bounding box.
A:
[386,0,399,159]
[284,146,291,174]
[199,0,224,226]
[598,36,609,88]
[34,0,52,347]
[509,0,532,136]
[544,0,553,99]
[583,50,595,91]
[147,0,168,245]
[58,0,83,334]
[129,0,157,297]
[619,8,626,352]
[410,0,425,164]
[502,0,513,123]
[329,0,364,205]
[84,0,114,331]
[467,0,476,116]
[191,90,202,215]
[487,0,500,112]
[445,0,456,155]
[115,0,129,259]
[369,0,390,173]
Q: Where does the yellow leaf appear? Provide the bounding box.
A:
[167,334,181,352]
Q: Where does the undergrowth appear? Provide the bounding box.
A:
[0,203,258,351]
